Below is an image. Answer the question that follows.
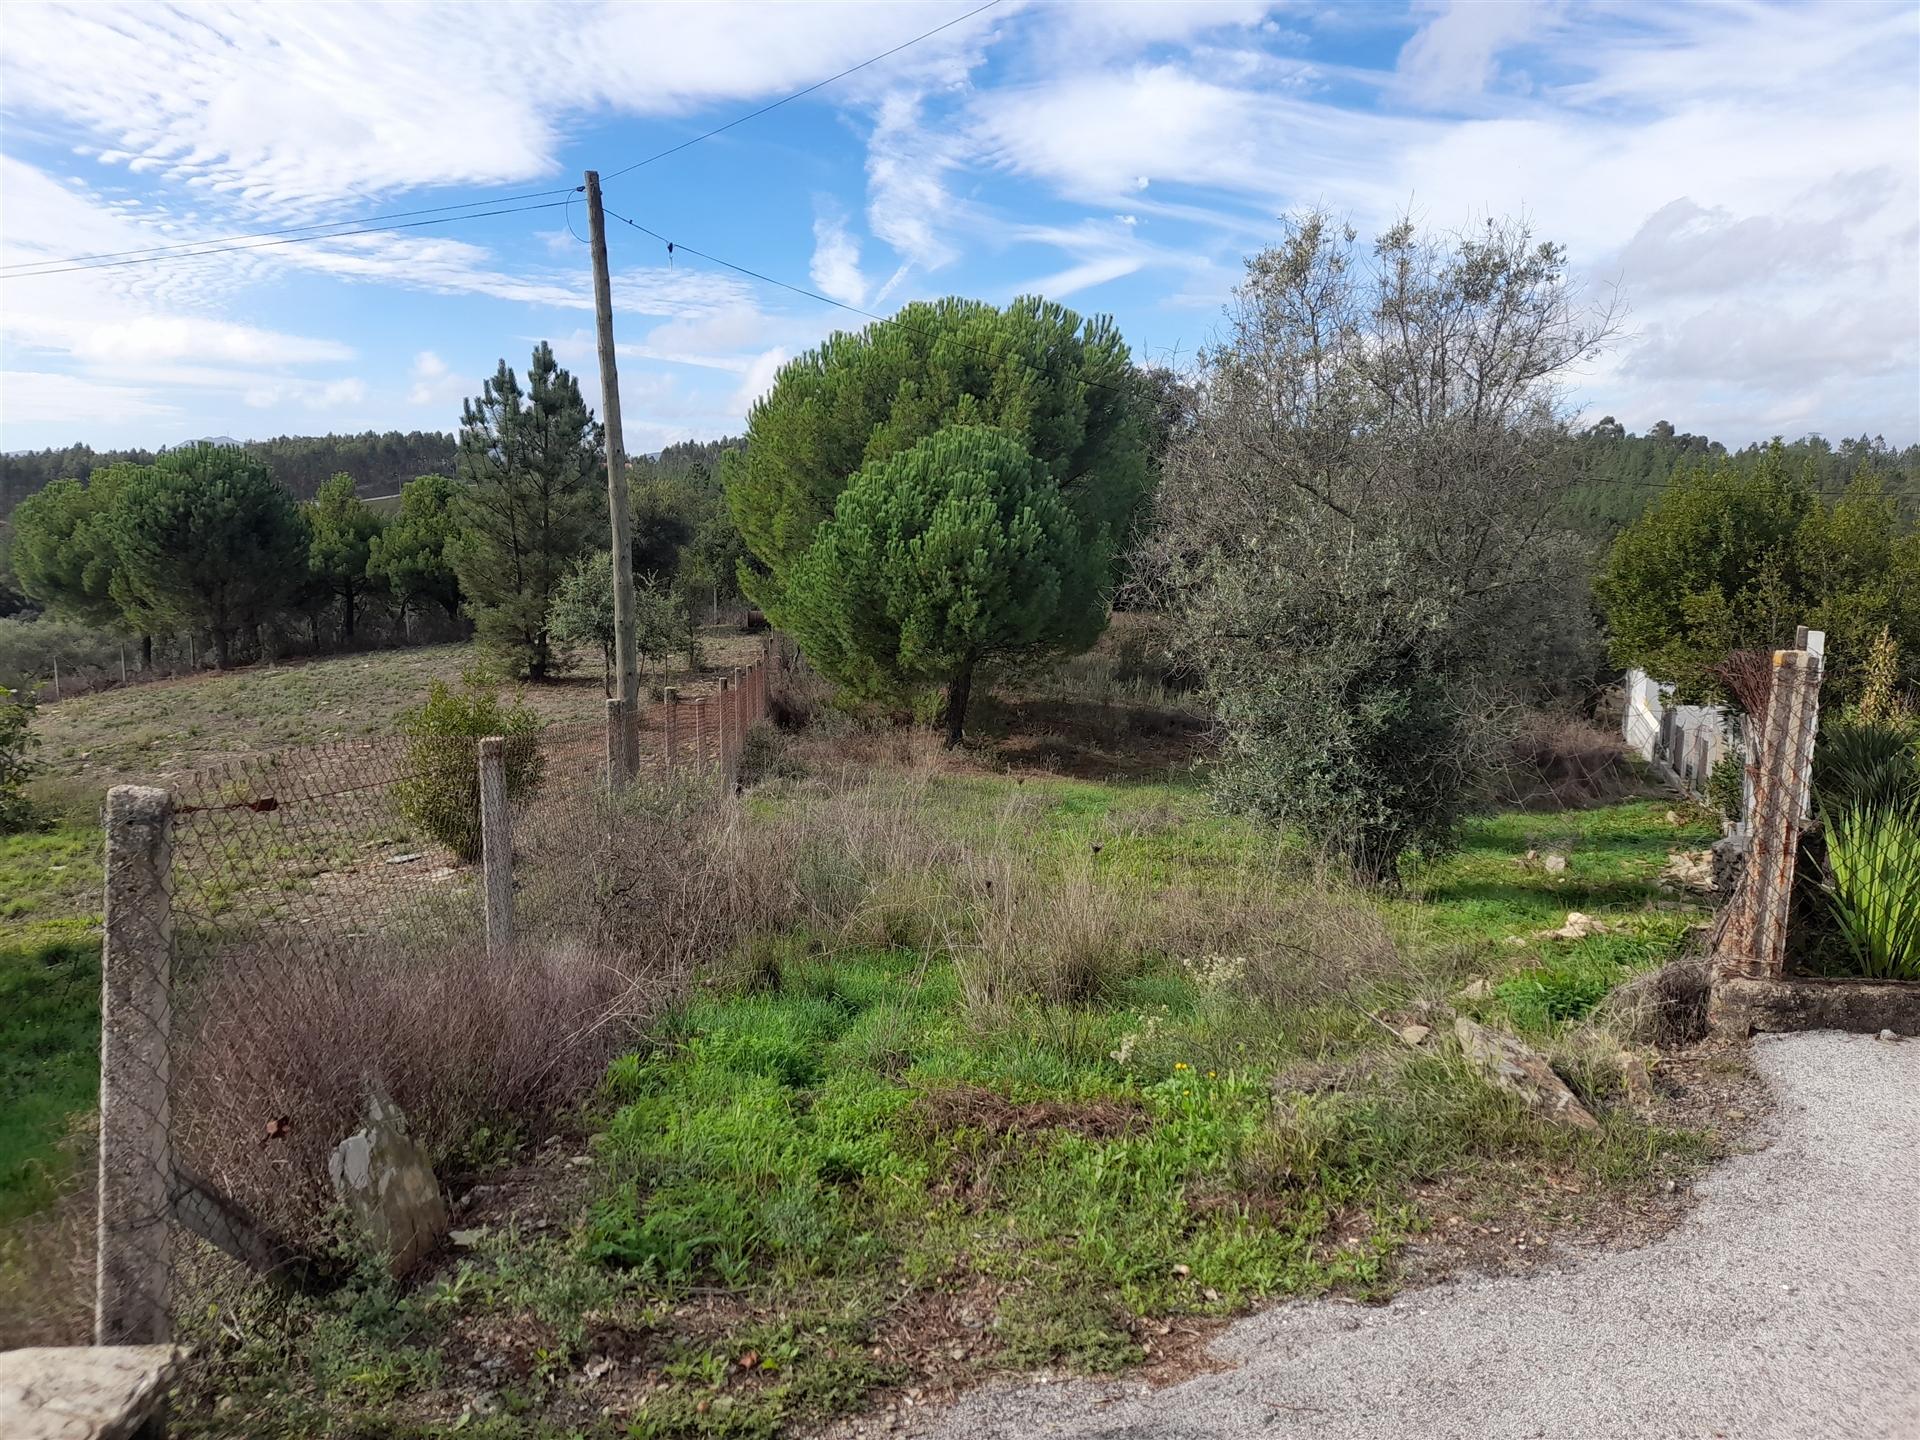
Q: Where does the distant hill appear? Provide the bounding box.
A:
[1564,422,1919,539]
[0,430,458,518]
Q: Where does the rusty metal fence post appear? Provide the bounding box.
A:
[479,737,513,957]
[97,785,175,1344]
[1715,644,1824,981]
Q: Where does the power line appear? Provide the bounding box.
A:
[601,0,1003,183]
[0,186,581,277]
[1,0,1001,279]
[601,205,1143,403]
[0,198,578,280]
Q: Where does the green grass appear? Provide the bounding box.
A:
[173,777,1720,1439]
[0,824,103,952]
[0,937,99,1222]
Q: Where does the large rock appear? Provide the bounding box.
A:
[0,1346,181,1440]
[328,1093,448,1276]
[1454,1017,1600,1131]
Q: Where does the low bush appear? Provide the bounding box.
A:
[1819,798,1920,980]
[392,678,543,860]
[1493,710,1641,810]
[0,685,38,834]
[0,616,126,695]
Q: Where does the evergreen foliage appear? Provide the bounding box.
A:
[0,685,37,835]
[393,679,544,861]
[1140,213,1612,882]
[548,550,687,692]
[0,432,457,519]
[1595,447,1920,704]
[781,424,1090,742]
[6,468,138,628]
[109,444,308,668]
[367,473,466,631]
[446,344,602,679]
[725,295,1149,630]
[304,474,385,641]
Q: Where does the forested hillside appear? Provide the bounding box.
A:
[1567,420,1920,536]
[0,431,458,518]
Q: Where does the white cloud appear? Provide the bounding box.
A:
[1395,0,1548,106]
[0,2,975,210]
[0,369,178,423]
[729,347,789,415]
[809,205,868,309]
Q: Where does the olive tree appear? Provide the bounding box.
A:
[1137,213,1615,881]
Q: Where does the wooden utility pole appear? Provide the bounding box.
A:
[584,170,639,780]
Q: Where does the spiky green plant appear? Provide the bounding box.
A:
[1812,718,1920,817]
[1820,798,1920,980]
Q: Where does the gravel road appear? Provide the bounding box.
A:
[906,1031,1920,1440]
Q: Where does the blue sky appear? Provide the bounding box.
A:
[1,1,1916,456]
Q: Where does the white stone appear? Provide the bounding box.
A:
[328,1093,448,1276]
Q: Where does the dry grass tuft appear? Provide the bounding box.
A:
[952,852,1151,1009]
[1493,710,1643,810]
[1590,953,1712,1048]
[907,1086,1145,1142]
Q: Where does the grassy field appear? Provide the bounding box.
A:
[0,631,766,1228]
[168,755,1729,1440]
[28,632,771,786]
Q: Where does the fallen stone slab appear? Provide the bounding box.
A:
[1454,1017,1599,1131]
[328,1092,448,1276]
[0,1346,182,1440]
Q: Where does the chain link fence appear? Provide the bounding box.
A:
[90,653,773,1344]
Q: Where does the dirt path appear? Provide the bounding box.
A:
[905,1032,1920,1440]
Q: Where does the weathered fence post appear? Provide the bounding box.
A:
[692,695,707,774]
[662,689,679,781]
[605,697,625,791]
[97,785,174,1344]
[717,676,733,776]
[1715,645,1823,982]
[478,738,513,957]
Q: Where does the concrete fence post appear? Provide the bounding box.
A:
[478,738,513,957]
[1715,646,1823,982]
[97,784,175,1344]
[604,697,625,791]
[662,689,679,781]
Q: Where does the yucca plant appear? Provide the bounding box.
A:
[1820,797,1920,981]
[1812,717,1920,817]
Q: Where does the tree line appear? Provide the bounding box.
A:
[1,344,748,679]
[0,431,459,519]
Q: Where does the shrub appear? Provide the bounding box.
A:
[0,617,126,695]
[1495,710,1641,810]
[0,686,39,835]
[1819,798,1920,980]
[1813,717,1920,816]
[1706,752,1745,824]
[392,679,544,860]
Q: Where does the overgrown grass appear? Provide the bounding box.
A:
[28,631,771,787]
[173,771,1721,1438]
[0,938,99,1222]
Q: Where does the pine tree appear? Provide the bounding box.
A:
[780,424,1090,743]
[724,295,1150,646]
[446,343,602,679]
[305,472,384,642]
[368,473,466,634]
[110,444,307,668]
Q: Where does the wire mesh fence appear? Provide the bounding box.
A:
[90,652,774,1343]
